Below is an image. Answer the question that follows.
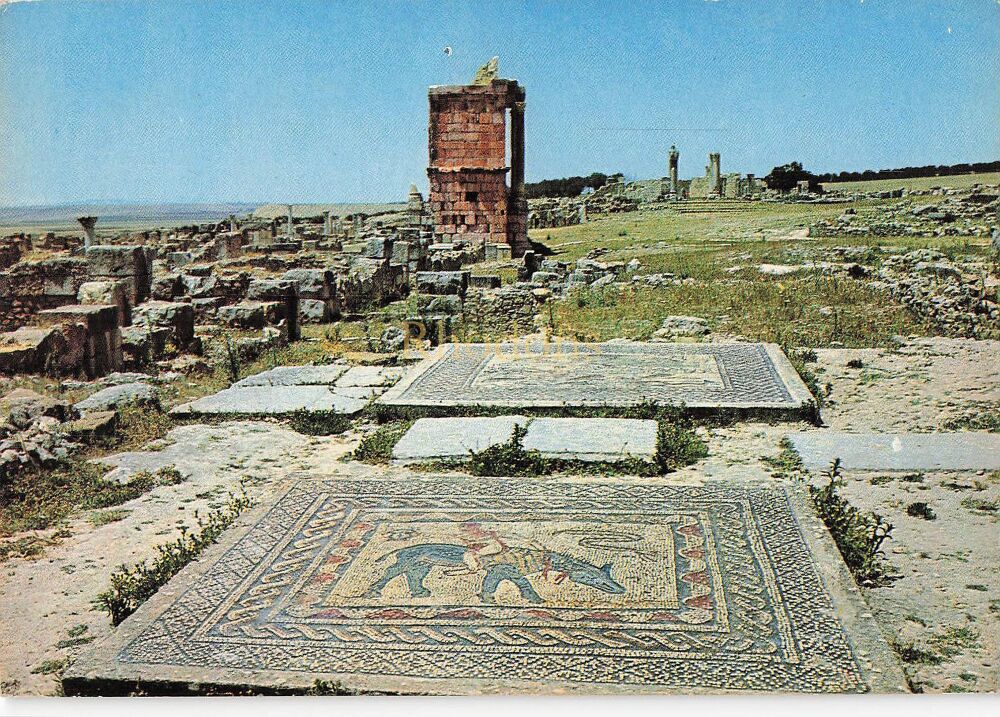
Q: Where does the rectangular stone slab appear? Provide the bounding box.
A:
[522,417,658,462]
[391,415,530,463]
[391,416,658,464]
[170,385,367,417]
[378,342,814,418]
[64,475,906,695]
[233,364,348,387]
[787,432,1000,471]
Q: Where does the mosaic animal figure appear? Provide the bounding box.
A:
[365,542,624,603]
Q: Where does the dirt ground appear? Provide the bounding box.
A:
[0,338,997,695]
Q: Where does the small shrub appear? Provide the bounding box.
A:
[961,496,1000,514]
[846,358,864,369]
[810,458,894,586]
[307,679,360,696]
[353,421,413,464]
[654,421,708,472]
[30,658,67,676]
[96,485,252,626]
[795,348,818,363]
[906,502,936,520]
[469,425,547,477]
[287,409,352,436]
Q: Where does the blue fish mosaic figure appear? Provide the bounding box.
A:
[365,542,625,604]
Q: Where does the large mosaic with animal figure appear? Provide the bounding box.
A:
[65,477,906,694]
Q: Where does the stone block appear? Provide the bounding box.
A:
[246,279,299,340]
[416,270,470,296]
[170,385,367,417]
[0,327,67,375]
[78,280,132,327]
[521,418,657,462]
[133,301,196,347]
[216,301,269,330]
[233,364,348,388]
[63,410,118,444]
[37,304,122,378]
[85,245,152,303]
[74,382,158,413]
[786,432,1000,471]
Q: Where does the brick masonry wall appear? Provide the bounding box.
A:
[428,81,523,251]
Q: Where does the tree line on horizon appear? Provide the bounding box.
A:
[524,160,999,199]
[815,160,1000,184]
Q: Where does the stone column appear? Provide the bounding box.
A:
[286,204,295,237]
[668,145,679,196]
[507,99,528,255]
[510,101,525,197]
[709,153,721,196]
[77,216,97,249]
[324,211,333,237]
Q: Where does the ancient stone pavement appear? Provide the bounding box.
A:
[65,469,907,695]
[59,341,922,694]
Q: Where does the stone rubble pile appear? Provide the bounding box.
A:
[810,188,998,239]
[872,249,1000,338]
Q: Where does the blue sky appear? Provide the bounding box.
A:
[1,0,998,206]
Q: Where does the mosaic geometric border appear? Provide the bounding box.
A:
[65,476,906,695]
[378,342,815,414]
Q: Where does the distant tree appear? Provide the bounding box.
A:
[525,172,614,199]
[764,162,822,193]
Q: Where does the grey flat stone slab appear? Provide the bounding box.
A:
[378,342,814,418]
[64,475,907,695]
[391,417,658,465]
[522,418,658,462]
[391,415,530,463]
[787,432,1000,472]
[170,385,367,417]
[337,365,406,387]
[75,383,157,413]
[233,364,347,387]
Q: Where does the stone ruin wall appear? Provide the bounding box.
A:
[0,258,89,331]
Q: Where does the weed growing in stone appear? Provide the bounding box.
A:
[87,509,130,527]
[287,409,352,436]
[809,458,895,586]
[97,484,252,626]
[469,424,547,477]
[353,421,414,464]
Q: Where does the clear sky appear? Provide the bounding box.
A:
[1,0,998,206]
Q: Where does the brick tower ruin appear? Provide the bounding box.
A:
[427,58,528,256]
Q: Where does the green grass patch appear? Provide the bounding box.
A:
[960,496,1000,515]
[552,278,926,348]
[96,485,252,626]
[1,460,164,536]
[87,508,131,527]
[467,415,707,478]
[353,421,414,464]
[286,409,352,436]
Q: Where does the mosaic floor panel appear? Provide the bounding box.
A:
[65,476,906,694]
[377,342,815,417]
